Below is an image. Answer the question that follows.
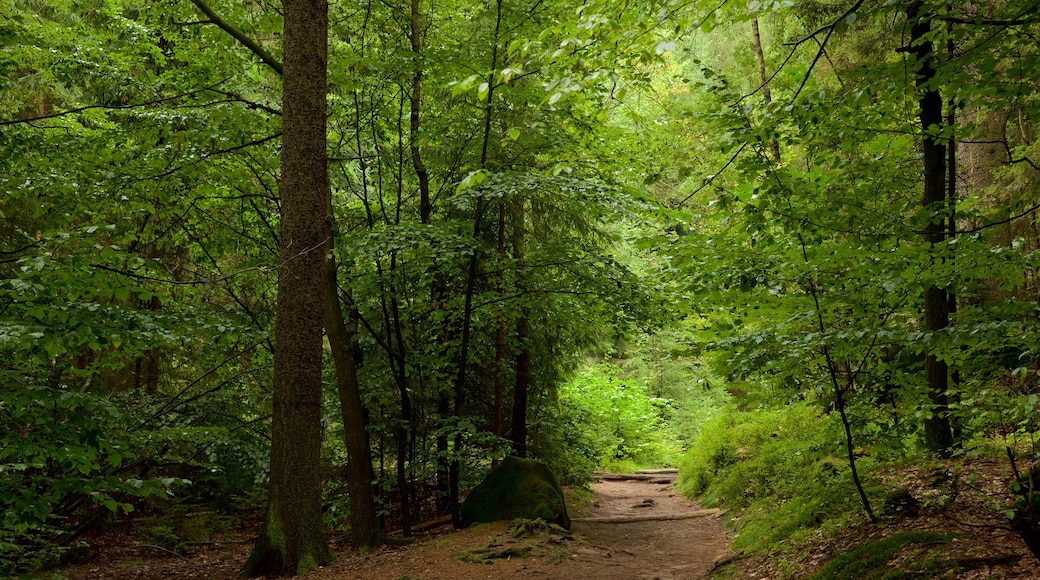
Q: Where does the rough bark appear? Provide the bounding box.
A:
[510,200,529,458]
[510,316,530,458]
[242,0,332,575]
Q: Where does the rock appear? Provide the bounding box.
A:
[460,456,571,529]
[881,487,919,518]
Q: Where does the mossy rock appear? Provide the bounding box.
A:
[461,457,570,530]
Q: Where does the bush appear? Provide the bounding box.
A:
[556,363,674,469]
[0,387,186,573]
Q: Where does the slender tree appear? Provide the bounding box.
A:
[906,0,955,455]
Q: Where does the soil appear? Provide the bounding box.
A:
[59,471,733,579]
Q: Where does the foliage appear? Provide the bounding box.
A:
[558,363,675,470]
[0,387,186,573]
[677,404,880,552]
[2,0,1040,571]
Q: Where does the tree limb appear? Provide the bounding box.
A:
[0,82,225,126]
[189,0,284,76]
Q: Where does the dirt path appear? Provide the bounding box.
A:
[318,470,733,579]
[567,472,732,579]
[60,471,733,579]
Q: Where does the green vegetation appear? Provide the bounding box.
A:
[807,532,954,580]
[677,405,866,553]
[2,0,1040,576]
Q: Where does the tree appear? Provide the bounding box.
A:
[906,0,954,455]
[242,0,333,574]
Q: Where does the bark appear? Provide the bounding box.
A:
[509,200,529,458]
[323,249,383,550]
[908,0,954,455]
[510,315,530,458]
[492,202,506,462]
[750,16,780,163]
[946,56,962,443]
[242,0,332,574]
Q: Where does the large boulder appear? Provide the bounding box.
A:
[460,456,570,530]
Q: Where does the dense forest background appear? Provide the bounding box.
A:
[2,0,1040,576]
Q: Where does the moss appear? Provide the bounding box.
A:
[807,531,954,580]
[296,552,319,575]
[461,456,570,529]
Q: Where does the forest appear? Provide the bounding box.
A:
[2,0,1040,577]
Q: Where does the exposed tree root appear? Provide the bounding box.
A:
[573,509,722,524]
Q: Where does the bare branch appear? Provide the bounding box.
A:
[0,82,225,127]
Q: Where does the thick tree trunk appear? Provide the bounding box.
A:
[242,0,332,574]
[510,200,529,458]
[493,203,506,462]
[908,1,954,455]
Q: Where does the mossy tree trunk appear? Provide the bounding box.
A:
[242,0,333,574]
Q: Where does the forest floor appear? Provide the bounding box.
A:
[59,471,733,579]
[57,460,1040,579]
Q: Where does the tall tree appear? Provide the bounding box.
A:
[242,0,333,574]
[906,0,954,455]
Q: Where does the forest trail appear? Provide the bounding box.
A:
[321,469,734,579]
[567,470,733,579]
[61,471,733,579]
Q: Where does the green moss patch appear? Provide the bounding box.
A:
[808,531,954,580]
[461,457,570,529]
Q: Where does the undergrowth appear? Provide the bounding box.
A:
[677,403,882,553]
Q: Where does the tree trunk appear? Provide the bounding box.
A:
[492,202,506,464]
[750,16,780,164]
[510,199,529,458]
[510,315,530,458]
[908,0,954,456]
[242,0,332,574]
[323,249,383,550]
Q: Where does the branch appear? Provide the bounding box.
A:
[142,132,281,181]
[189,0,283,76]
[785,0,866,100]
[0,82,225,127]
[678,142,748,207]
[90,261,267,285]
[936,0,1040,26]
[954,201,1040,235]
[0,240,44,256]
[210,89,282,116]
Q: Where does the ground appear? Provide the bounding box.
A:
[59,471,732,579]
[56,460,1040,579]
